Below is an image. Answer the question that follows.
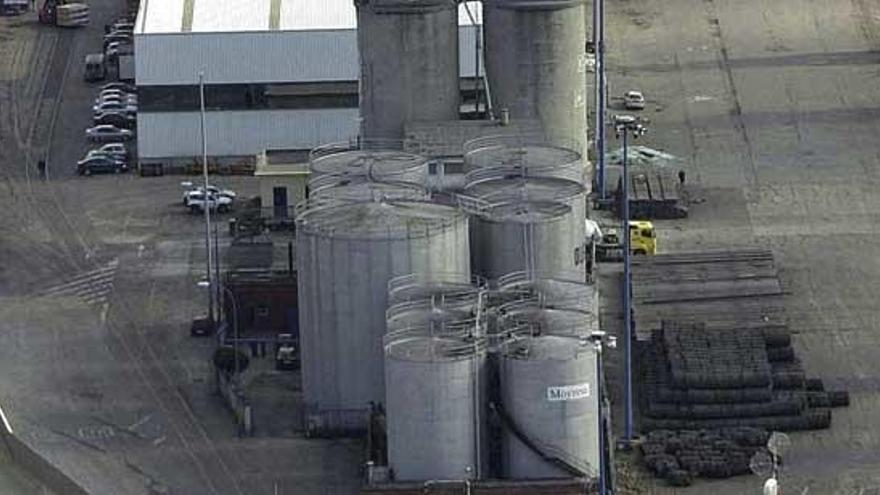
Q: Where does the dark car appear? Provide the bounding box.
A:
[77,155,127,175]
[93,111,136,129]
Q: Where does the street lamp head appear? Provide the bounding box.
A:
[197,280,210,288]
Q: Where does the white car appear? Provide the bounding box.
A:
[185,192,234,213]
[86,125,134,142]
[93,101,137,114]
[183,185,237,206]
[624,91,646,110]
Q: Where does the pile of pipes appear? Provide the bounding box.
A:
[642,322,848,433]
[640,428,770,486]
[639,321,849,483]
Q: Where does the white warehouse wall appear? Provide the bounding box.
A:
[135,26,482,86]
[137,109,359,159]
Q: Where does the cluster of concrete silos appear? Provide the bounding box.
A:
[297,0,597,478]
[357,0,589,180]
[295,138,601,479]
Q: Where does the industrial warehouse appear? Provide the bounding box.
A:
[133,0,485,167]
[0,0,876,493]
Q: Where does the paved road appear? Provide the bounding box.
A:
[0,6,361,495]
[602,0,880,492]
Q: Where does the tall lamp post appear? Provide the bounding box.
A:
[198,71,215,325]
[613,115,647,447]
[592,0,607,199]
[589,330,617,495]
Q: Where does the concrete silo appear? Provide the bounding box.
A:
[482,0,589,177]
[385,336,487,481]
[296,198,470,431]
[462,175,586,280]
[357,0,461,139]
[464,135,585,184]
[499,334,599,479]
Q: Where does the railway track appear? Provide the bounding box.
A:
[0,19,247,495]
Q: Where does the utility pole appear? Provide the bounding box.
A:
[199,71,215,326]
[593,0,607,200]
[614,115,647,447]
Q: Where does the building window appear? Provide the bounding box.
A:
[139,81,358,112]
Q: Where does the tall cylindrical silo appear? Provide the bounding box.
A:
[462,176,586,280]
[463,135,584,184]
[357,0,460,139]
[385,336,486,481]
[483,0,589,188]
[296,199,470,430]
[499,335,599,479]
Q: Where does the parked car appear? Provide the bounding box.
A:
[101,82,136,93]
[183,185,237,206]
[86,124,133,142]
[103,31,132,47]
[98,88,136,99]
[95,93,137,105]
[104,41,133,61]
[95,94,137,106]
[93,101,137,114]
[93,111,136,129]
[624,90,646,110]
[77,155,128,175]
[186,191,234,213]
[91,143,129,161]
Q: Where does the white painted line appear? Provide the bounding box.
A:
[0,403,13,434]
[100,302,109,324]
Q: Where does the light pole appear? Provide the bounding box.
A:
[592,0,607,200]
[588,330,616,495]
[613,115,647,447]
[198,71,215,326]
[199,280,240,378]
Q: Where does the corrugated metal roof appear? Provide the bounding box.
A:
[138,0,481,34]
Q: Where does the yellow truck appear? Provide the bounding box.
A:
[595,220,657,261]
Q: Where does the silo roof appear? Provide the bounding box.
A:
[464,176,585,203]
[504,335,590,361]
[297,199,465,238]
[386,337,479,362]
[310,150,428,177]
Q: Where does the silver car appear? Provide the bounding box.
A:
[86,125,134,142]
[624,91,646,110]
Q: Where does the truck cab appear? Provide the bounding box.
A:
[629,220,657,255]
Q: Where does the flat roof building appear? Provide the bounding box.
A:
[134,0,484,165]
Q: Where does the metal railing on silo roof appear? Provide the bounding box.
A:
[294,197,466,240]
[387,272,487,306]
[497,300,597,339]
[308,175,429,202]
[463,134,584,184]
[496,270,595,312]
[308,139,430,185]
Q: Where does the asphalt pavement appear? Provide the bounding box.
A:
[600,0,880,492]
[0,4,361,495]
